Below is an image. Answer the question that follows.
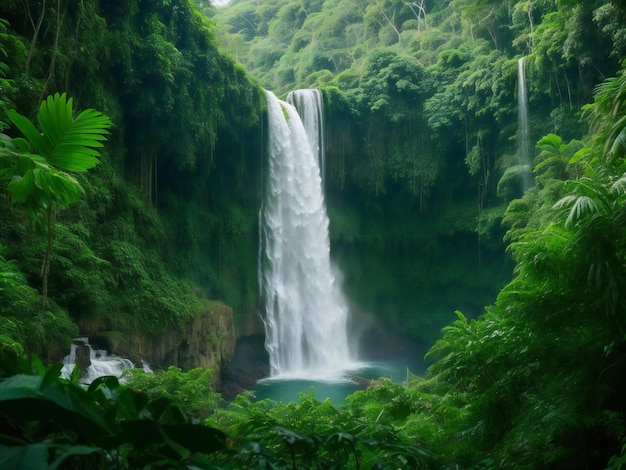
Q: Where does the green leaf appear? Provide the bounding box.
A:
[158,424,192,460]
[41,364,63,390]
[569,146,592,164]
[36,381,118,438]
[0,443,50,469]
[29,354,47,376]
[7,171,36,204]
[6,110,44,153]
[48,445,102,470]
[0,374,43,401]
[45,171,83,207]
[87,375,122,395]
[114,387,150,421]
[35,93,112,172]
[536,133,563,153]
[161,424,229,454]
[534,156,561,172]
[12,138,36,154]
[610,172,626,194]
[15,155,36,175]
[32,167,44,189]
[37,93,74,151]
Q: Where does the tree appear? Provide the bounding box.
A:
[533,133,583,181]
[0,92,112,307]
[421,63,626,467]
[582,64,626,162]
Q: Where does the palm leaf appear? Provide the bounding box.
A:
[536,133,563,153]
[610,173,626,194]
[6,110,45,153]
[7,94,112,172]
[35,93,112,172]
[569,145,593,164]
[37,169,83,208]
[608,120,626,157]
[7,171,36,204]
[534,156,562,172]
[554,195,599,228]
[552,194,577,211]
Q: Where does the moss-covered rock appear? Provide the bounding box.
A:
[87,300,236,388]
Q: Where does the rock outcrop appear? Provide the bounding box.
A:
[86,300,236,389]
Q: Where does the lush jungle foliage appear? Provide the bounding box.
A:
[0,0,263,365]
[0,359,234,469]
[2,0,626,468]
[123,365,223,420]
[215,0,626,342]
[0,91,112,365]
[3,63,625,468]
[1,358,434,469]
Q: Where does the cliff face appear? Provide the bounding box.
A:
[85,301,236,388]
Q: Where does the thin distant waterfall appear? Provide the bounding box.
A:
[259,90,352,378]
[518,56,532,190]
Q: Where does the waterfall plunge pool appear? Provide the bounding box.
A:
[226,331,429,405]
[252,359,425,406]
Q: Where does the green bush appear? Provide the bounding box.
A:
[0,365,231,469]
[213,387,435,469]
[124,366,222,420]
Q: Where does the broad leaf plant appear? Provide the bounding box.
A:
[0,92,112,307]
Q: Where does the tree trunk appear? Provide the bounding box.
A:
[40,206,54,309]
[23,0,46,76]
[381,9,401,44]
[39,0,65,103]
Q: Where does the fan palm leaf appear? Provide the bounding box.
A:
[536,133,564,154]
[7,93,112,172]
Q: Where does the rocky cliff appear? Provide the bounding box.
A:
[84,300,236,389]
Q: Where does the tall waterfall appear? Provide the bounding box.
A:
[259,90,352,378]
[287,89,325,184]
[518,56,532,190]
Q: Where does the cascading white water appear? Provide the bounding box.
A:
[259,90,353,379]
[286,89,325,185]
[518,56,532,190]
[61,337,140,383]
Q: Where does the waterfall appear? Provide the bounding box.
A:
[286,89,325,185]
[259,90,353,378]
[518,56,532,190]
[61,337,138,383]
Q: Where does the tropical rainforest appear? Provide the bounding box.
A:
[1,0,626,468]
